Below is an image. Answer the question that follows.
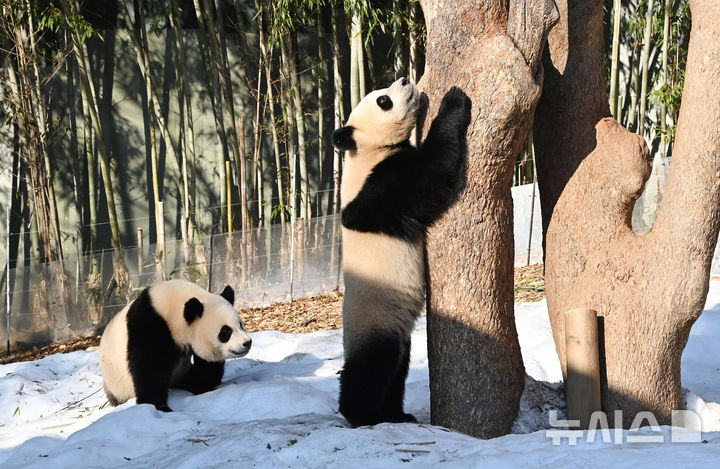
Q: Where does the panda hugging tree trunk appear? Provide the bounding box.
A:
[332,77,471,426]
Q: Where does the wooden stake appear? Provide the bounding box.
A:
[137,227,143,275]
[157,202,166,280]
[564,308,602,428]
[226,160,233,232]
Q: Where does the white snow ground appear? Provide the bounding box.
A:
[2,284,720,468]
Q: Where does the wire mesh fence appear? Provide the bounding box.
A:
[0,215,343,350]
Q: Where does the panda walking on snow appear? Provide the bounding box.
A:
[332,78,471,426]
[100,279,252,412]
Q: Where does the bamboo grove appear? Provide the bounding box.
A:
[0,1,691,325]
[0,1,423,273]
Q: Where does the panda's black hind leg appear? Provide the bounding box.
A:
[339,333,409,426]
[380,337,416,423]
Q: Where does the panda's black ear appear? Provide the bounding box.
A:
[184,297,204,324]
[220,285,235,305]
[332,126,357,151]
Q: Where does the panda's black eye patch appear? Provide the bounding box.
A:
[377,95,393,111]
[219,325,233,343]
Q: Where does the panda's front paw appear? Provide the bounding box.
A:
[439,87,471,129]
[155,404,173,412]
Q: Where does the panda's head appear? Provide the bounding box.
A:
[182,285,252,361]
[332,77,420,152]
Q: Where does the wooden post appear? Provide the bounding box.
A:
[157,202,166,280]
[226,160,233,233]
[137,228,143,275]
[564,308,602,428]
[6,205,10,353]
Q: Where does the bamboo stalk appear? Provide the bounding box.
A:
[408,0,419,83]
[357,14,365,99]
[252,6,264,225]
[349,8,360,108]
[24,0,63,264]
[660,0,672,157]
[238,116,248,230]
[257,0,285,225]
[118,1,161,237]
[330,0,345,215]
[170,0,197,238]
[208,0,246,227]
[226,161,233,232]
[192,0,229,230]
[638,0,656,137]
[317,9,326,215]
[609,0,622,117]
[287,33,310,219]
[64,0,126,281]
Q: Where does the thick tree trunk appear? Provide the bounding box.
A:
[534,0,720,427]
[421,0,557,438]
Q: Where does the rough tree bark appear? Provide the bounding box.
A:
[420,0,558,438]
[534,0,720,427]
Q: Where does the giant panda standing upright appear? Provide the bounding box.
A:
[332,77,471,426]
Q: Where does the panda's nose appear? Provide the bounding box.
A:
[401,77,408,86]
[243,338,252,349]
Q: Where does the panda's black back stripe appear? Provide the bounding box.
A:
[126,288,183,408]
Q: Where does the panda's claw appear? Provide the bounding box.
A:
[155,404,173,413]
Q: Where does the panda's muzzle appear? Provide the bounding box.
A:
[231,338,252,356]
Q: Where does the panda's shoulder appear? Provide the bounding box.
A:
[126,288,163,326]
[368,146,419,184]
[126,287,179,351]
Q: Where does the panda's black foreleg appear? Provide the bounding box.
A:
[133,364,174,412]
[381,337,416,423]
[176,355,225,395]
[339,333,408,426]
[414,87,471,226]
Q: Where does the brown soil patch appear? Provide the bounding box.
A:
[0,264,544,364]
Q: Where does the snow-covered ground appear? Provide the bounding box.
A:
[2,285,720,468]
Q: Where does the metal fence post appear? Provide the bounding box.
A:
[6,205,11,353]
